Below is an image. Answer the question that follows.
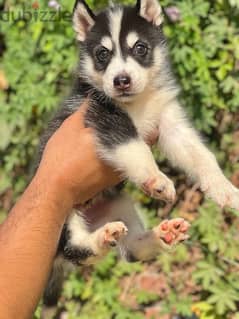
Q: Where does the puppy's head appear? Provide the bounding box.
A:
[73,0,166,102]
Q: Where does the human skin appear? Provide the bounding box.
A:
[0,101,121,319]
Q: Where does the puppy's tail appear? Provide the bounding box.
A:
[41,261,64,319]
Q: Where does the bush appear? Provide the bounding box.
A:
[0,0,239,318]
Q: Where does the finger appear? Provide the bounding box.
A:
[66,98,90,129]
[76,97,90,116]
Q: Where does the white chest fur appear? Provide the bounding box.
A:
[122,88,175,139]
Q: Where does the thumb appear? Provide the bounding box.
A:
[67,98,90,129]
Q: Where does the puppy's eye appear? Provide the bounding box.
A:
[96,47,110,62]
[133,42,148,56]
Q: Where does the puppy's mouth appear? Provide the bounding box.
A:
[115,91,137,100]
[114,94,136,104]
[118,92,134,97]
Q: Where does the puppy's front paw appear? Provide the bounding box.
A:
[154,218,190,247]
[99,222,128,248]
[142,175,176,203]
[202,177,239,210]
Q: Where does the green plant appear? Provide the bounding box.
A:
[1,1,239,318]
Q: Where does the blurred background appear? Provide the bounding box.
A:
[0,0,239,318]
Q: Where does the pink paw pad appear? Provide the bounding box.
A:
[156,218,190,246]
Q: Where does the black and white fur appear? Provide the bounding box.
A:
[40,0,239,316]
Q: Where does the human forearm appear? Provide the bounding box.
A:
[0,175,70,319]
[0,104,121,319]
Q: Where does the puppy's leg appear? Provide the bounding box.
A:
[107,197,189,262]
[125,218,190,261]
[158,100,239,210]
[60,212,128,266]
[106,138,176,202]
[86,101,176,203]
[42,213,128,318]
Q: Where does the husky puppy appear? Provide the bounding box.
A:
[41,0,239,316]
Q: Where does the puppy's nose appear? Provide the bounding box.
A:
[114,75,131,90]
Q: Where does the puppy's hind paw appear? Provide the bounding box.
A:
[142,175,176,203]
[154,218,190,247]
[99,222,128,248]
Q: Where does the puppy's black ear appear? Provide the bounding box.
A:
[73,0,96,42]
[136,0,163,26]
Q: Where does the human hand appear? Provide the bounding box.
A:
[35,100,121,208]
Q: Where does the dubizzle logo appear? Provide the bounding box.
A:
[0,1,72,23]
[32,1,39,9]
